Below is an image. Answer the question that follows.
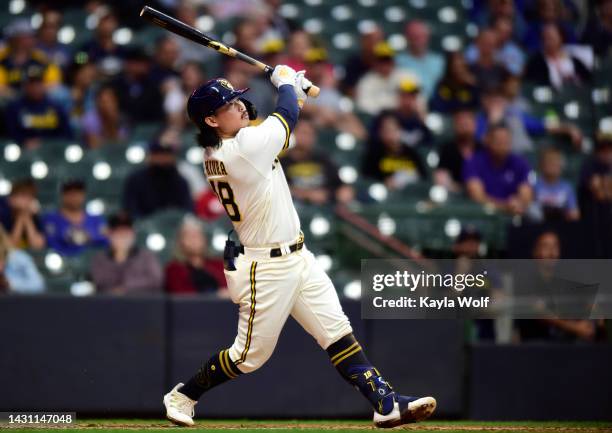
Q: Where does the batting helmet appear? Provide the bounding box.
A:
[187,78,256,127]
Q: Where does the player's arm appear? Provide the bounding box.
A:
[237,65,302,172]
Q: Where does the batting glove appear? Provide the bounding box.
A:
[295,70,311,107]
[270,65,297,89]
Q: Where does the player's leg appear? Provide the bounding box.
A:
[290,248,436,428]
[165,256,303,426]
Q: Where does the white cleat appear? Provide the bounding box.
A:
[373,395,437,428]
[163,383,197,427]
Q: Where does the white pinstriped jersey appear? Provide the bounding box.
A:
[203,113,300,247]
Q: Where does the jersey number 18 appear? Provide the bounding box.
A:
[210,181,241,222]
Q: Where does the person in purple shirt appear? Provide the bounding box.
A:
[464,123,533,215]
[42,179,108,256]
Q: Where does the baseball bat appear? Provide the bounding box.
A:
[139,6,320,98]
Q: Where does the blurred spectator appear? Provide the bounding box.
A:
[42,180,108,256]
[451,225,501,340]
[468,28,510,91]
[582,0,612,57]
[522,0,578,52]
[165,215,226,295]
[390,77,432,148]
[65,60,98,126]
[150,36,181,84]
[281,118,354,205]
[299,48,366,139]
[471,0,528,42]
[111,46,164,123]
[171,3,215,65]
[82,85,128,148]
[149,37,185,129]
[232,18,262,58]
[525,23,591,90]
[476,86,582,152]
[0,19,62,97]
[356,42,412,115]
[285,30,312,72]
[122,141,193,218]
[430,51,479,113]
[464,123,533,215]
[465,18,525,76]
[341,24,385,96]
[395,20,445,99]
[90,213,162,295]
[80,6,126,66]
[0,226,45,294]
[578,135,612,258]
[362,113,427,190]
[516,231,606,342]
[36,10,72,70]
[435,109,481,192]
[530,146,580,221]
[0,178,45,250]
[4,64,72,148]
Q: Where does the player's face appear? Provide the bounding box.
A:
[207,99,249,138]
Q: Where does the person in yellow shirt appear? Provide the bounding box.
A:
[0,19,62,98]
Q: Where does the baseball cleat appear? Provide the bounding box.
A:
[163,383,197,427]
[373,395,437,428]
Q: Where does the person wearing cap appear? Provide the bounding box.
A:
[42,180,108,256]
[356,41,414,115]
[0,18,62,96]
[90,212,163,295]
[300,47,366,139]
[162,67,437,427]
[121,140,193,218]
[395,20,445,99]
[4,64,73,148]
[341,23,385,96]
[376,75,432,149]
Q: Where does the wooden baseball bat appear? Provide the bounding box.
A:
[140,6,320,98]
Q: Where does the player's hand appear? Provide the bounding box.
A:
[295,70,311,107]
[270,65,297,88]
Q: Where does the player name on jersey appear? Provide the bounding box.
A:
[205,160,228,177]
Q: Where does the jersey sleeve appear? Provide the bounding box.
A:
[236,84,299,173]
[236,113,291,173]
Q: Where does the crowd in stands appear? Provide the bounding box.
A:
[0,0,610,343]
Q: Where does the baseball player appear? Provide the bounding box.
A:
[163,65,436,428]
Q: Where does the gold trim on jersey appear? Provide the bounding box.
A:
[236,261,257,365]
[271,112,290,150]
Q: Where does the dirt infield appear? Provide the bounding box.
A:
[2,420,611,432]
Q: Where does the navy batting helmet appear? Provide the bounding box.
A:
[187,78,255,127]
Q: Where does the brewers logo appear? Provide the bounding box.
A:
[218,78,234,90]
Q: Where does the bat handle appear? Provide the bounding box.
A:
[263,65,320,98]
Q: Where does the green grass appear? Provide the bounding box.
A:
[3,419,611,433]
